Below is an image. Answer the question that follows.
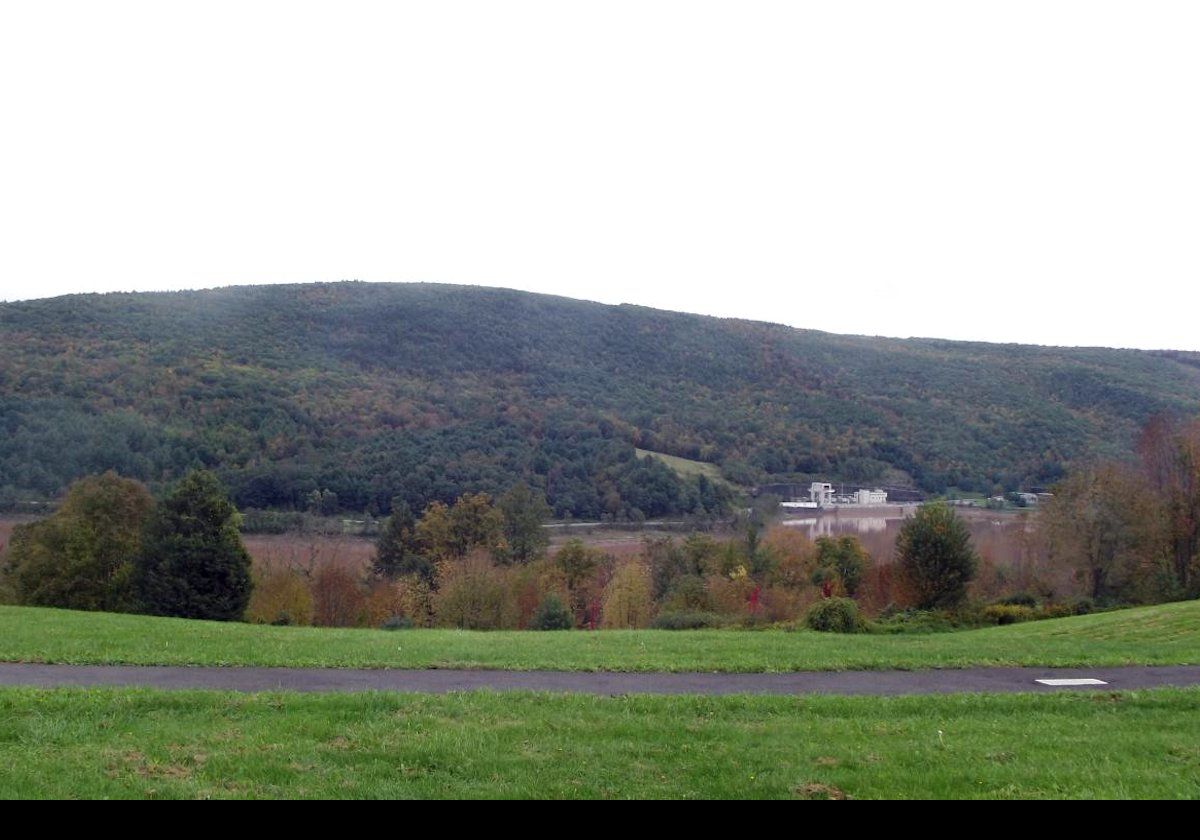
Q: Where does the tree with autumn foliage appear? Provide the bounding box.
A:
[1040,463,1169,602]
[1138,415,1200,597]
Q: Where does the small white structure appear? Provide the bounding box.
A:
[855,489,888,505]
[809,482,835,506]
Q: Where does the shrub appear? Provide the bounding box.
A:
[803,597,865,633]
[759,584,816,623]
[813,536,869,596]
[1068,596,1095,615]
[997,592,1038,608]
[396,574,436,628]
[761,527,817,589]
[895,503,978,610]
[310,562,367,627]
[651,611,726,630]
[246,567,314,626]
[705,573,758,617]
[362,580,408,628]
[870,609,960,634]
[661,575,712,613]
[981,603,1037,625]
[529,594,574,630]
[601,563,655,629]
[432,553,517,630]
[1038,603,1075,620]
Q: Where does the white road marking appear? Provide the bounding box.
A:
[1035,678,1109,686]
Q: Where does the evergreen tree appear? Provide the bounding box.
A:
[895,503,978,610]
[134,470,253,621]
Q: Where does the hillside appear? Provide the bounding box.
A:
[2,282,1199,518]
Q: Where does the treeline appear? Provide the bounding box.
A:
[239,496,1089,633]
[5,448,1197,631]
[4,283,1199,518]
[0,471,252,620]
[1039,414,1200,603]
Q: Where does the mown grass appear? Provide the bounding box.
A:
[635,448,731,486]
[1,600,1198,671]
[1,687,1197,799]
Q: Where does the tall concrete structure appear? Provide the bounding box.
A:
[809,482,834,506]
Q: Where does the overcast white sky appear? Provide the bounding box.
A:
[1,2,1197,349]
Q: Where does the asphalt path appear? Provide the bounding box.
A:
[1,663,1199,695]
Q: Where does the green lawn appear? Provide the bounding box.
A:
[2,687,1197,798]
[1,600,1198,671]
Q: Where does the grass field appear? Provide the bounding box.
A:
[1,600,1198,671]
[1,686,1197,798]
[635,448,731,486]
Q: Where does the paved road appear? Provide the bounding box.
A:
[1,663,1199,695]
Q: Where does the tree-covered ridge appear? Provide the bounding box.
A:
[2,282,1198,517]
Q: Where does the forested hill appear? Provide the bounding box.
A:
[2,282,1199,519]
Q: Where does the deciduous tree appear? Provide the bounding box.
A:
[3,472,153,612]
[497,483,551,565]
[895,503,978,610]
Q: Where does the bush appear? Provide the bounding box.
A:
[997,592,1038,608]
[601,563,655,629]
[813,536,869,596]
[981,604,1037,625]
[362,581,405,627]
[1067,596,1095,615]
[432,553,517,630]
[651,611,726,630]
[310,563,368,627]
[803,597,865,633]
[246,567,314,626]
[870,609,959,634]
[661,575,713,613]
[1038,603,1075,620]
[529,594,574,630]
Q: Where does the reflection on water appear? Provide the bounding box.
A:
[782,516,890,536]
[779,507,1035,567]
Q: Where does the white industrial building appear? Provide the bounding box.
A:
[809,482,835,506]
[803,482,887,507]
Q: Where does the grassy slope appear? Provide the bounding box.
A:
[1,600,1197,671]
[635,448,730,485]
[2,687,1197,799]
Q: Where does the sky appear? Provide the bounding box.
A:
[1,2,1197,350]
